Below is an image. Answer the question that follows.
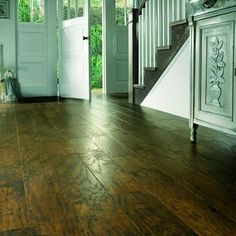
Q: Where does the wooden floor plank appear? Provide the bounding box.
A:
[19,151,86,235]
[15,107,87,236]
[0,229,32,236]
[115,154,236,235]
[0,168,29,233]
[81,152,198,235]
[51,154,140,235]
[0,95,235,235]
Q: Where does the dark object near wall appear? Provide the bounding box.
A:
[202,0,217,8]
[0,0,10,19]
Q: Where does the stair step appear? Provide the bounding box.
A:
[134,84,146,89]
[157,45,171,51]
[170,19,187,27]
[144,67,157,71]
[134,22,189,105]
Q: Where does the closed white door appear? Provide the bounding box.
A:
[17,0,57,97]
[103,0,129,94]
[59,0,90,100]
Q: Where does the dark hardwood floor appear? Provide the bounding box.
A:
[0,94,235,235]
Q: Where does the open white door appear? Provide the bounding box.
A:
[59,0,90,100]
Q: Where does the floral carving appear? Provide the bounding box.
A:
[190,0,236,14]
[209,37,225,107]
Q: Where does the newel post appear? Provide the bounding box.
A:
[128,9,138,104]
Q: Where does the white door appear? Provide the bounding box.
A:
[17,0,57,97]
[59,0,90,100]
[103,0,129,94]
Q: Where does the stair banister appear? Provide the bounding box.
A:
[128,0,188,104]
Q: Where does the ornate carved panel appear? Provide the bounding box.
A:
[194,12,236,129]
[189,0,236,141]
[208,37,225,107]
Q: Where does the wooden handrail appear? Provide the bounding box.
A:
[137,0,148,17]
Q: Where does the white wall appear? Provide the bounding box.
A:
[141,38,190,118]
[0,0,16,74]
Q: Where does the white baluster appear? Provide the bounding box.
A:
[162,0,168,46]
[148,0,152,67]
[166,0,171,45]
[157,0,163,47]
[145,2,149,67]
[153,0,157,66]
[155,0,159,48]
[139,15,144,84]
[181,0,186,20]
[170,0,174,22]
[145,4,149,67]
[137,0,187,81]
[176,0,180,21]
[143,6,147,67]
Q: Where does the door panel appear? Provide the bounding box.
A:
[18,60,47,87]
[104,0,128,94]
[59,0,90,100]
[17,0,57,97]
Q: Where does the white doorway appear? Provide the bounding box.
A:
[16,0,130,99]
[59,0,130,98]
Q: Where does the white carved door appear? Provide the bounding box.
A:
[17,0,57,97]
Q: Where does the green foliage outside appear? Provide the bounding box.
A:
[18,0,44,23]
[18,0,30,22]
[115,7,125,25]
[32,0,44,23]
[90,4,102,88]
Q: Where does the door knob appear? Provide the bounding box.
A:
[83,36,89,40]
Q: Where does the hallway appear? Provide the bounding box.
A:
[0,95,235,235]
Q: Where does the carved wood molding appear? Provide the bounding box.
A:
[189,0,236,16]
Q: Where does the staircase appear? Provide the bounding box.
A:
[129,0,189,104]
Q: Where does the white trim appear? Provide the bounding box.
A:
[102,0,106,94]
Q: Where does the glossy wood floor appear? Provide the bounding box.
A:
[0,94,235,236]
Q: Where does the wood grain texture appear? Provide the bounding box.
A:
[0,95,235,235]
